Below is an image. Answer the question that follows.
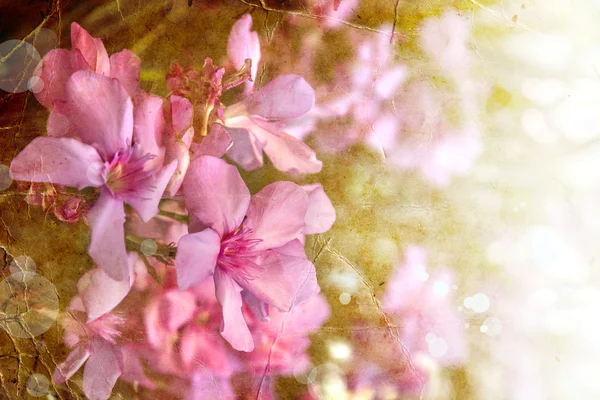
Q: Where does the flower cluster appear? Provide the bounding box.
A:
[9,17,334,400]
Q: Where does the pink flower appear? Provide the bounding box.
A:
[10,71,178,281]
[175,156,320,351]
[53,297,124,400]
[33,22,144,110]
[223,15,322,175]
[222,74,322,174]
[382,246,467,366]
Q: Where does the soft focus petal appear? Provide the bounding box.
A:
[9,137,103,190]
[64,71,133,159]
[302,183,336,234]
[183,156,250,236]
[109,50,142,101]
[245,181,308,250]
[214,268,254,352]
[82,340,122,400]
[80,253,136,322]
[224,126,264,171]
[180,325,232,373]
[193,124,232,158]
[175,229,221,291]
[237,244,318,311]
[126,159,178,222]
[87,191,129,281]
[245,75,315,121]
[250,120,322,174]
[53,344,91,384]
[242,290,270,322]
[70,22,110,75]
[120,344,157,390]
[227,14,261,83]
[33,49,77,109]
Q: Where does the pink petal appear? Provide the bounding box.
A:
[225,126,264,171]
[109,50,142,101]
[227,14,261,84]
[87,191,129,282]
[164,132,192,198]
[53,344,91,384]
[126,159,178,223]
[159,290,198,332]
[241,290,270,322]
[245,75,315,121]
[119,344,157,390]
[9,137,103,190]
[182,156,250,237]
[132,95,166,170]
[33,49,77,109]
[214,268,254,352]
[176,229,221,291]
[180,325,232,373]
[282,292,330,335]
[82,340,122,400]
[193,124,232,158]
[249,119,322,175]
[245,181,308,250]
[170,95,194,135]
[237,245,318,311]
[70,22,110,75]
[64,70,133,160]
[79,254,136,322]
[302,183,336,234]
[187,370,236,400]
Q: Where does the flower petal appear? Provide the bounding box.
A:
[193,124,232,158]
[80,253,136,322]
[83,339,122,400]
[64,70,133,159]
[109,50,142,101]
[33,49,77,109]
[175,229,221,291]
[71,22,110,75]
[214,268,254,352]
[53,344,91,384]
[171,95,194,135]
[9,137,103,190]
[132,95,165,169]
[302,183,336,234]
[245,75,315,120]
[245,181,308,250]
[248,119,322,175]
[88,191,129,281]
[227,14,261,84]
[236,244,318,312]
[183,156,250,236]
[224,126,264,171]
[126,159,178,223]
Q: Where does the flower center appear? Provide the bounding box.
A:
[102,149,157,198]
[217,226,264,280]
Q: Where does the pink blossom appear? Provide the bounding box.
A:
[175,156,320,351]
[223,15,322,175]
[382,246,467,366]
[10,71,178,281]
[33,22,144,110]
[53,297,124,400]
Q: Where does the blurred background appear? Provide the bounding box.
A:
[2,0,600,398]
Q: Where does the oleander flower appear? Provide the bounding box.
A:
[33,22,144,110]
[175,156,320,351]
[53,297,125,400]
[10,71,178,281]
[222,14,322,175]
